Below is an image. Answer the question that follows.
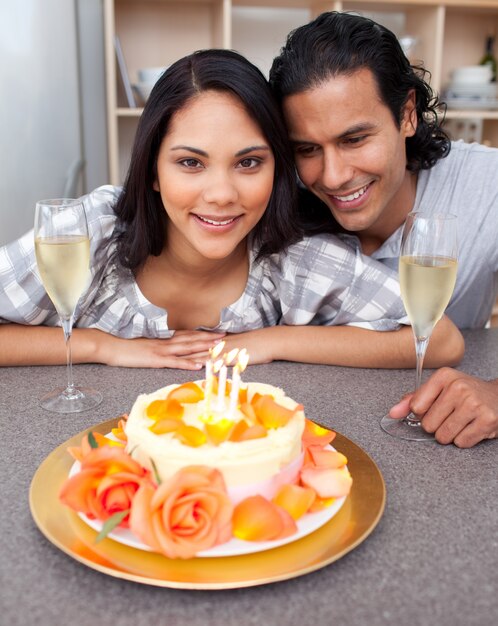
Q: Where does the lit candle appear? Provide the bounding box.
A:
[214,358,226,412]
[215,349,238,413]
[228,349,249,419]
[204,359,213,414]
[205,341,225,414]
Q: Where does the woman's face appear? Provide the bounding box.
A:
[154,90,275,263]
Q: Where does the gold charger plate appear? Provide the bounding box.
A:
[29,418,385,589]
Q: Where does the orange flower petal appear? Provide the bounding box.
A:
[111,425,128,442]
[300,466,353,499]
[81,446,146,474]
[67,445,85,462]
[131,467,233,558]
[174,425,207,447]
[146,399,184,421]
[228,420,249,441]
[274,504,298,539]
[273,484,316,520]
[252,396,297,429]
[59,468,103,515]
[232,495,283,541]
[238,385,248,404]
[250,392,264,406]
[233,424,267,442]
[167,382,204,403]
[307,446,348,469]
[205,419,235,445]
[302,446,313,467]
[149,417,182,434]
[129,483,163,552]
[239,402,258,424]
[302,419,336,447]
[308,496,337,513]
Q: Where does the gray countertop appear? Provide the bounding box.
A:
[1,329,497,626]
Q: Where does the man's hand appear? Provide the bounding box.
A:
[389,367,498,448]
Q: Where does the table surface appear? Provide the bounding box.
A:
[1,329,497,626]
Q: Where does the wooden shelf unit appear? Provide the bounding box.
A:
[104,0,498,184]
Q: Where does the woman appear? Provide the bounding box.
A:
[0,50,463,369]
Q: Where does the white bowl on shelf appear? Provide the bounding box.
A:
[446,82,497,97]
[451,65,492,85]
[132,81,156,105]
[137,66,168,83]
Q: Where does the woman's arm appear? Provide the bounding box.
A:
[221,315,464,368]
[0,324,224,369]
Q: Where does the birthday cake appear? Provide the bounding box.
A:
[59,347,353,559]
[124,380,305,503]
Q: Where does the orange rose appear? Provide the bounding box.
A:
[129,466,233,559]
[67,431,125,462]
[59,446,151,527]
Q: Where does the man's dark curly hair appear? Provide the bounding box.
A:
[269,11,450,173]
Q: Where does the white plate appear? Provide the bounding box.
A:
[69,436,346,558]
[77,494,345,558]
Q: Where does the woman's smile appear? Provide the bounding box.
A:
[192,213,242,228]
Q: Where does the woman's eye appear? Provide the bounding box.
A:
[238,157,261,169]
[179,158,202,168]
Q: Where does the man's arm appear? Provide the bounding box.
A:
[222,315,464,368]
[389,367,498,448]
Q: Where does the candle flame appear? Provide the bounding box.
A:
[237,349,249,373]
[225,348,239,365]
[213,358,224,373]
[210,341,225,360]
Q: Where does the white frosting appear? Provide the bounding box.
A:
[125,381,305,489]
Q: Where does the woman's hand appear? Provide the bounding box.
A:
[91,329,226,370]
[218,329,276,365]
[389,367,498,448]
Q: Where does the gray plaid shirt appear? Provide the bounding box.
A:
[0,185,407,337]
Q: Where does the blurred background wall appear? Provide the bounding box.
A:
[0,0,107,246]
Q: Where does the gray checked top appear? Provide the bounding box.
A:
[0,185,407,337]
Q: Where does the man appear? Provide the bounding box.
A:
[389,369,497,448]
[269,11,498,447]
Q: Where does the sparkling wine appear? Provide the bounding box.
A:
[399,255,458,339]
[35,236,90,318]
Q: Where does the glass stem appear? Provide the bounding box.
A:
[61,316,75,394]
[407,336,430,426]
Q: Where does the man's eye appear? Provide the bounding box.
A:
[294,145,319,156]
[344,135,367,145]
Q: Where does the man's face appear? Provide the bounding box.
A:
[282,68,417,248]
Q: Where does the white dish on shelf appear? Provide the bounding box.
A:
[444,96,498,110]
[138,66,168,83]
[132,81,156,104]
[443,82,498,109]
[446,83,497,95]
[451,65,493,85]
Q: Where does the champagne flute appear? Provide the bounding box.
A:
[380,212,458,441]
[34,199,102,413]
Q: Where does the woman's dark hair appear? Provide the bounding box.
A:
[269,11,450,174]
[114,49,301,269]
